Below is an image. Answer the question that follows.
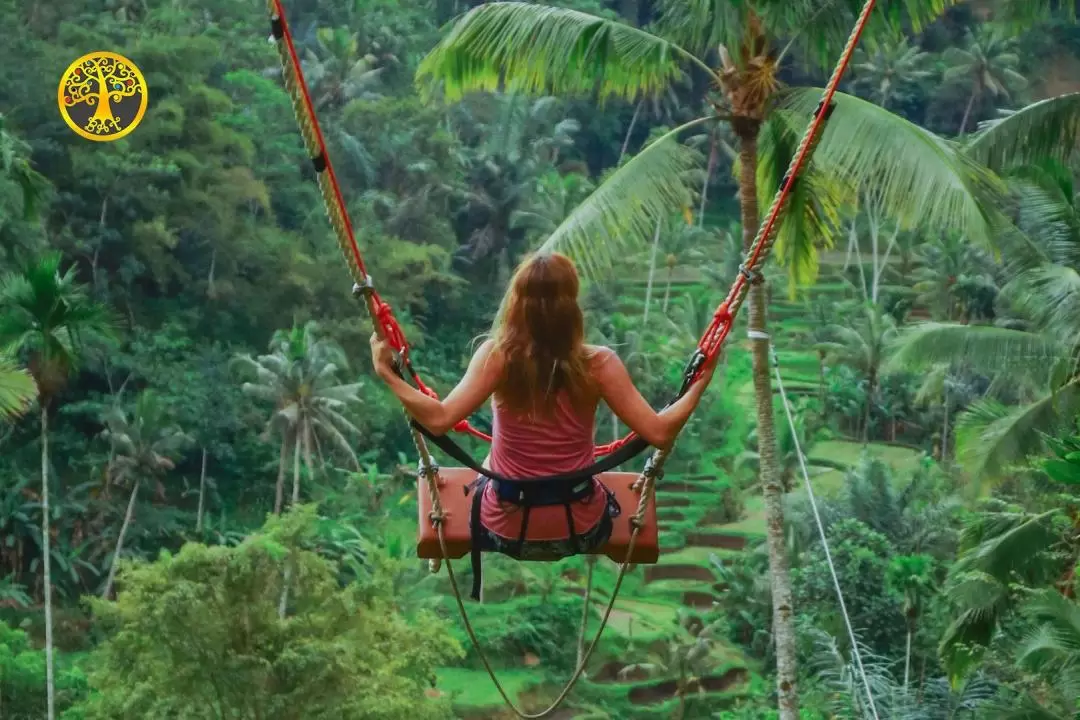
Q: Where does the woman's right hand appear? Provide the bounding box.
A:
[696,348,721,387]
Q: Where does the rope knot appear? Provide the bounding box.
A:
[452,419,470,432]
[713,303,731,324]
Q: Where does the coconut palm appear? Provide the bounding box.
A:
[99,391,191,599]
[851,36,934,112]
[0,252,111,720]
[416,3,1011,712]
[943,27,1027,135]
[821,302,899,442]
[890,94,1080,480]
[233,321,363,513]
[911,233,998,322]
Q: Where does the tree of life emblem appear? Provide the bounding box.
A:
[58,52,148,142]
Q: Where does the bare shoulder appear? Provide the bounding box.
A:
[471,338,503,372]
[584,344,619,372]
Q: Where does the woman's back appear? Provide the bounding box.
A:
[481,346,613,542]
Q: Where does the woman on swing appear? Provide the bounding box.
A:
[370,252,717,578]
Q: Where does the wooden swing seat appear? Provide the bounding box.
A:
[416,468,659,563]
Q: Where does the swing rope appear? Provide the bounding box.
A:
[265,0,878,714]
[771,346,880,718]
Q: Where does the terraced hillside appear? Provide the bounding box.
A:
[422,257,925,718]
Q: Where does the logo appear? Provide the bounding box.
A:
[58,51,148,142]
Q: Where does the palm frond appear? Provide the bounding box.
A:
[967,93,1080,171]
[955,381,1080,479]
[775,89,1005,246]
[0,358,36,421]
[887,322,1063,385]
[536,119,705,277]
[1016,590,1080,701]
[1000,264,1080,344]
[416,2,695,104]
[756,112,845,295]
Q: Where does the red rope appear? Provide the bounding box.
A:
[270,0,874,458]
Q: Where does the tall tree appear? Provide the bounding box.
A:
[233,321,364,512]
[0,252,111,720]
[415,3,1005,714]
[943,27,1027,135]
[99,390,191,599]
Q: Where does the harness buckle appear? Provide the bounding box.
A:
[351,274,375,297]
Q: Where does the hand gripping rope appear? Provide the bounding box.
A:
[266,0,877,714]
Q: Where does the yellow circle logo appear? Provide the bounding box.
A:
[58,51,148,142]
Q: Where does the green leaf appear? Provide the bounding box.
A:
[536,119,705,277]
[0,357,35,421]
[967,93,1080,172]
[775,89,1005,246]
[416,2,694,104]
[1042,459,1080,485]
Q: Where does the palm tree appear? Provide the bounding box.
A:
[943,28,1027,135]
[890,95,1080,479]
[233,321,363,513]
[415,3,1007,713]
[851,36,934,112]
[885,553,935,691]
[821,303,899,442]
[0,356,36,421]
[99,390,191,599]
[911,233,998,322]
[0,252,111,720]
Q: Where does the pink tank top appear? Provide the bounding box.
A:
[480,388,608,541]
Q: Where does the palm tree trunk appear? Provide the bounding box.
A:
[662,263,674,314]
[959,90,977,135]
[738,132,799,720]
[862,372,876,443]
[290,426,301,505]
[274,435,287,514]
[618,100,643,164]
[903,629,912,691]
[41,405,55,720]
[817,351,826,408]
[576,556,596,668]
[279,424,305,619]
[642,218,661,326]
[302,420,315,488]
[103,479,139,599]
[196,447,208,532]
[941,387,949,466]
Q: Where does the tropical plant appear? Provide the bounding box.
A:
[0,252,110,720]
[98,390,192,599]
[890,96,1080,478]
[0,356,35,421]
[850,35,934,112]
[943,27,1027,135]
[234,321,364,513]
[821,302,900,442]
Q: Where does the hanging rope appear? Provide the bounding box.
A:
[770,346,880,719]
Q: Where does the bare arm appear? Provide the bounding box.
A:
[373,337,502,435]
[595,349,717,449]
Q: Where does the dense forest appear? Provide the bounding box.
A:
[2,0,1080,717]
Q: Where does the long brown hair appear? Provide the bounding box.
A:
[491,252,596,416]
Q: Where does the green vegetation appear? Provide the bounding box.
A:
[1,0,1080,718]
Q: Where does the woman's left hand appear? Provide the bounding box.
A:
[369,332,396,379]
